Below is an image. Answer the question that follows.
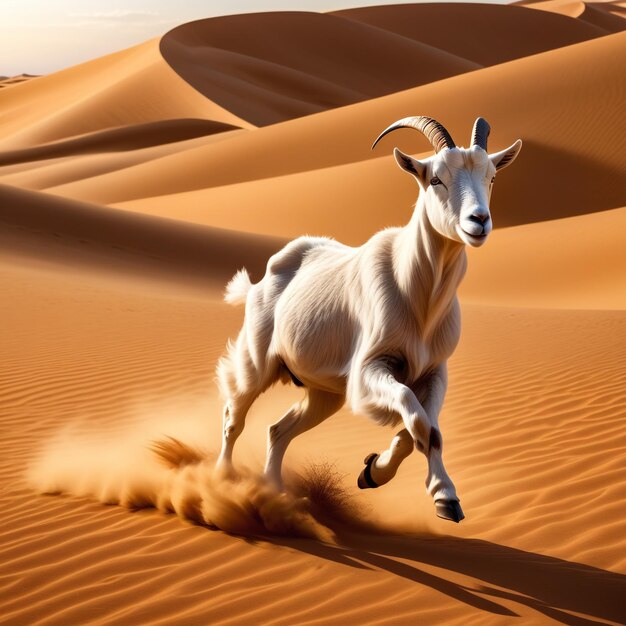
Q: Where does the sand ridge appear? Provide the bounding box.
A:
[0,183,283,288]
[159,11,480,126]
[332,2,616,63]
[0,39,251,151]
[519,0,626,29]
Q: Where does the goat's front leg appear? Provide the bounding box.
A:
[350,356,433,458]
[356,361,463,523]
[412,362,463,522]
[357,428,413,489]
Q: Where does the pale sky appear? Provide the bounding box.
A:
[0,0,509,76]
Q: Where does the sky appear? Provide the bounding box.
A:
[0,0,510,76]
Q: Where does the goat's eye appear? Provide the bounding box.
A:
[430,176,441,186]
[490,176,495,184]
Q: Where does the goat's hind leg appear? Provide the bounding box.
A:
[215,332,277,476]
[216,392,257,477]
[265,388,344,490]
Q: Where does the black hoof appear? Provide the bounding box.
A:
[357,453,380,489]
[435,499,465,523]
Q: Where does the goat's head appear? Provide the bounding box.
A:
[372,116,522,247]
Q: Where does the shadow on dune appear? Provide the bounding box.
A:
[492,140,626,228]
[158,6,616,127]
[159,12,479,127]
[31,433,626,623]
[0,183,284,287]
[144,441,625,624]
[280,532,626,625]
[578,3,626,34]
[332,3,617,66]
[0,119,240,167]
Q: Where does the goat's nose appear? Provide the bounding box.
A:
[467,208,490,225]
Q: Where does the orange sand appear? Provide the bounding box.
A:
[1,4,624,624]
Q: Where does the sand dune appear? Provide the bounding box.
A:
[0,74,39,89]
[461,206,626,309]
[34,31,624,214]
[0,129,245,192]
[80,32,625,238]
[160,11,479,126]
[5,27,624,232]
[0,258,624,625]
[0,183,282,287]
[332,2,615,64]
[0,119,240,168]
[514,0,588,18]
[160,5,619,126]
[1,3,625,625]
[578,1,626,29]
[0,39,250,151]
[2,2,618,152]
[519,0,626,29]
[591,0,626,19]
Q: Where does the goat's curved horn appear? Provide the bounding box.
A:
[471,117,490,151]
[371,116,456,153]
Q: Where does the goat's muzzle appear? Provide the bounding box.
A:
[457,211,491,246]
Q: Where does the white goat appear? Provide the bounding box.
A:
[216,116,522,523]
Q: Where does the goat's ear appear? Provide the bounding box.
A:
[394,148,428,186]
[489,139,522,172]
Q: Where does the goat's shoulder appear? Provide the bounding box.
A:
[346,227,403,303]
[352,227,402,274]
[361,226,403,252]
[426,296,462,362]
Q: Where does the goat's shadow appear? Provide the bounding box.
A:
[274,530,625,625]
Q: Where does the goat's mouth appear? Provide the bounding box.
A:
[456,224,489,247]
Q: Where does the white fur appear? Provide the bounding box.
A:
[224,269,252,305]
[215,137,521,511]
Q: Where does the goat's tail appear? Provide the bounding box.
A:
[224,268,252,305]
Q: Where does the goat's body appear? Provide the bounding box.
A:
[215,116,521,523]
[216,200,469,517]
[221,215,465,427]
[271,237,356,396]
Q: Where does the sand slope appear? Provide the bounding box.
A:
[519,0,626,30]
[1,3,625,625]
[461,206,626,309]
[0,39,250,151]
[332,2,617,64]
[0,183,282,287]
[74,31,625,241]
[0,119,240,168]
[33,30,624,219]
[4,25,623,234]
[0,257,624,625]
[160,11,479,126]
[578,1,626,29]
[0,128,246,193]
[159,5,619,126]
[515,0,588,18]
[0,74,39,89]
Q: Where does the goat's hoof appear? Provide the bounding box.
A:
[357,453,380,489]
[435,499,465,523]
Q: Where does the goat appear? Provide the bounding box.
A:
[216,116,522,523]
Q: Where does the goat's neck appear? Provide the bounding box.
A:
[393,194,467,337]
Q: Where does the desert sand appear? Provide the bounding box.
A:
[1,3,625,625]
